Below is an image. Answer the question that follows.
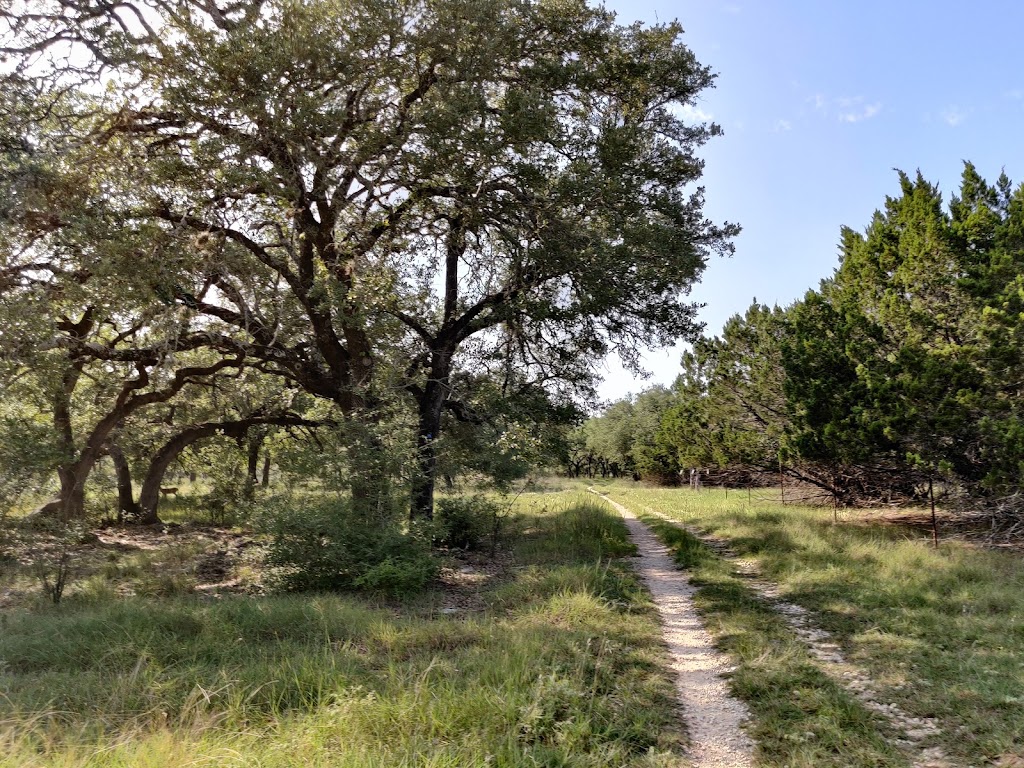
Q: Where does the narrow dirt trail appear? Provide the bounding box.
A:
[597,492,755,768]
[619,496,956,768]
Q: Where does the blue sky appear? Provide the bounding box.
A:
[596,0,1024,402]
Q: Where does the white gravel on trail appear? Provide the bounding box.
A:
[624,498,957,768]
[597,492,755,768]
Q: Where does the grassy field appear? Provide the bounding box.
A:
[8,479,1022,767]
[0,491,687,768]
[598,480,1024,767]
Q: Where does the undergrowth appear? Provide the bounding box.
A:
[0,493,685,768]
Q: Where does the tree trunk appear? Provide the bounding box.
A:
[410,375,446,520]
[36,437,110,520]
[408,221,465,521]
[138,429,206,524]
[36,356,236,521]
[347,425,391,519]
[261,452,271,487]
[35,363,87,519]
[35,466,87,519]
[929,476,939,549]
[107,444,141,521]
[244,432,263,500]
[140,422,249,523]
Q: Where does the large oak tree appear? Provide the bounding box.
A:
[2,0,735,518]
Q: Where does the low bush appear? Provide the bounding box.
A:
[255,497,437,598]
[434,495,502,550]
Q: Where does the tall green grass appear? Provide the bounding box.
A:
[0,493,685,767]
[602,482,1024,765]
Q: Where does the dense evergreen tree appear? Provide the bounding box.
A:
[587,165,1024,518]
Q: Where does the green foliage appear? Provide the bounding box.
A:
[255,497,437,598]
[349,554,437,598]
[572,388,679,482]
[194,442,252,525]
[0,402,64,512]
[433,495,502,551]
[593,164,1024,514]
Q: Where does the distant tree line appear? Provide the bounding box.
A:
[578,164,1024,520]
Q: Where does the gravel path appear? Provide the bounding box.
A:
[620,497,957,768]
[597,492,755,768]
[678,526,954,768]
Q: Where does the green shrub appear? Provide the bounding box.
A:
[255,497,437,598]
[434,495,502,551]
[353,555,437,596]
[203,471,249,525]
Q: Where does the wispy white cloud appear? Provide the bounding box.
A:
[809,93,881,123]
[773,119,792,132]
[723,3,742,15]
[839,101,882,123]
[941,106,967,126]
[1003,89,1023,101]
[676,103,714,122]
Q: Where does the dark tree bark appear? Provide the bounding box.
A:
[411,372,448,521]
[107,443,140,521]
[261,452,271,487]
[244,431,263,500]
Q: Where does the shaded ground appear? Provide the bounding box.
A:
[0,520,516,612]
[435,549,513,613]
[0,522,260,608]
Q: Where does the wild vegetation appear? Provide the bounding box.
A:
[4,1,1024,765]
[580,166,1024,524]
[0,491,697,767]
[600,482,1024,766]
[0,4,736,759]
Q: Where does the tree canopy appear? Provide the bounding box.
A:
[585,164,1024,520]
[1,0,733,519]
